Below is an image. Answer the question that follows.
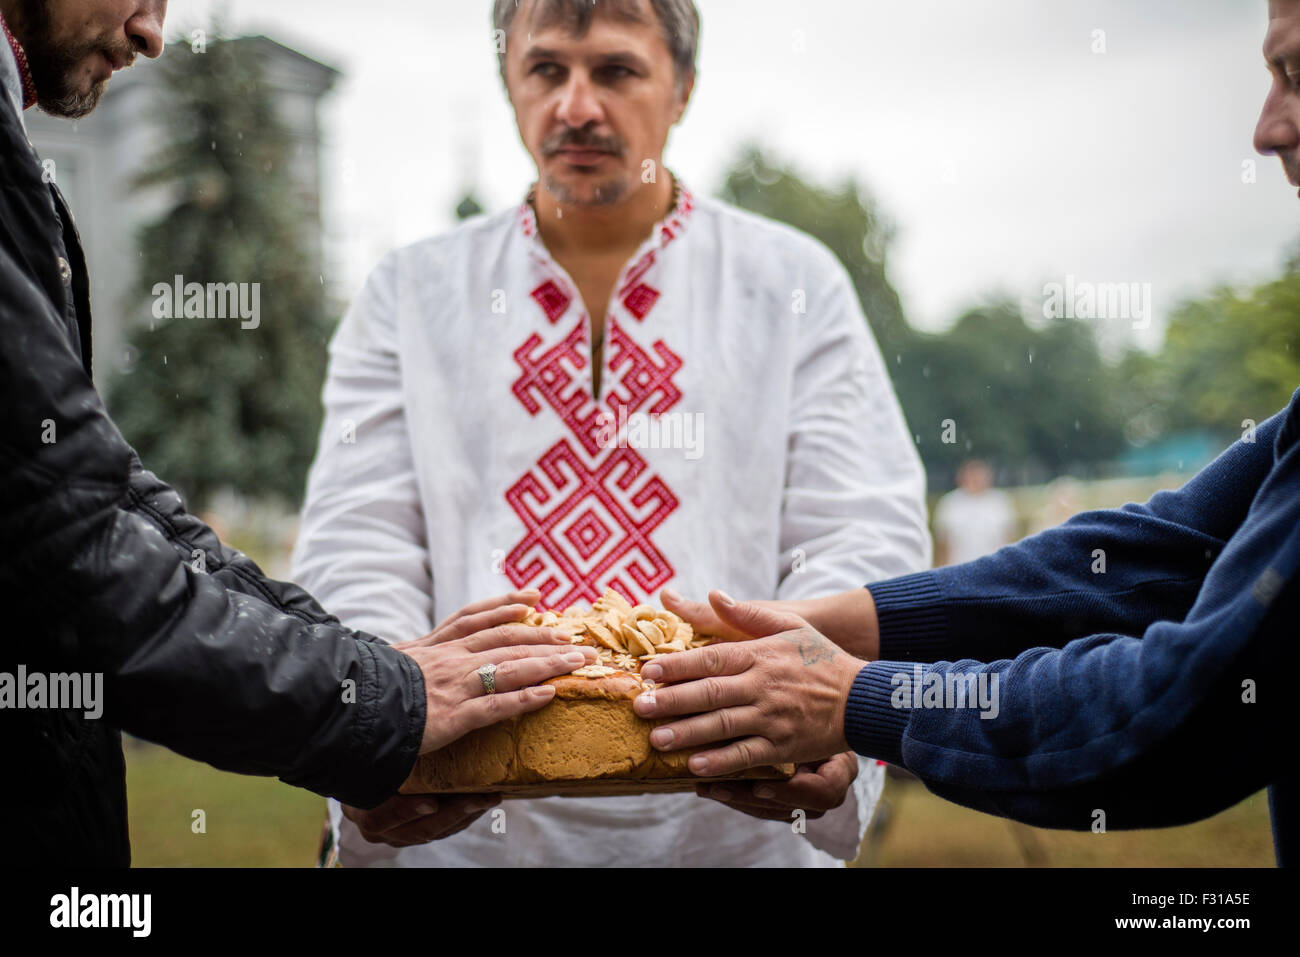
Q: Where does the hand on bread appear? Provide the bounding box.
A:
[662,586,881,660]
[348,591,595,848]
[695,751,859,821]
[660,588,805,643]
[633,591,861,776]
[400,588,553,647]
[393,589,596,755]
[342,793,501,848]
[659,589,861,819]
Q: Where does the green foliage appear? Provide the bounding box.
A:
[1117,277,1300,442]
[107,35,335,509]
[895,300,1126,481]
[717,145,1125,487]
[718,145,910,355]
[455,191,485,221]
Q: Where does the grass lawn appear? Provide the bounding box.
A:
[124,742,1275,867]
[859,772,1274,867]
[125,740,326,867]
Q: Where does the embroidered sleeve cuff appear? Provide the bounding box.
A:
[867,573,951,661]
[843,661,912,768]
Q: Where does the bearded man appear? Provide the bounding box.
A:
[1,0,586,867]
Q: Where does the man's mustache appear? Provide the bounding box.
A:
[66,35,138,72]
[542,130,624,157]
[100,40,138,71]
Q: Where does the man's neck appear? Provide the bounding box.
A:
[534,172,676,259]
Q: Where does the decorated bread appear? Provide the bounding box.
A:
[400,590,795,797]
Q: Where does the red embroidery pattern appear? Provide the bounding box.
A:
[511,318,683,459]
[0,14,37,111]
[504,315,684,608]
[605,320,682,420]
[530,280,571,325]
[622,283,660,321]
[504,440,679,609]
[619,253,656,300]
[511,323,605,457]
[504,187,694,609]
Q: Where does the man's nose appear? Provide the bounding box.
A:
[128,1,167,60]
[555,74,604,129]
[1254,87,1299,156]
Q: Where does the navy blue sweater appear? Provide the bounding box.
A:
[844,388,1299,866]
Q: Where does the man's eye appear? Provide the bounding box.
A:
[601,66,634,80]
[532,63,560,78]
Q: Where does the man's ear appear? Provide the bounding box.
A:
[672,73,696,124]
[500,55,515,104]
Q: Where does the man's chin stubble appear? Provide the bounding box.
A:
[542,172,630,208]
[25,43,113,118]
[40,80,107,119]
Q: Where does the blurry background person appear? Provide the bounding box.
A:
[291,0,930,868]
[932,459,1016,566]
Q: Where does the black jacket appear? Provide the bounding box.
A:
[0,98,426,866]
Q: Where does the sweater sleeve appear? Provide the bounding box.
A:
[844,394,1300,830]
[869,406,1287,665]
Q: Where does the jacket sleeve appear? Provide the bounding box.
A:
[0,202,425,811]
[125,450,340,627]
[867,408,1286,665]
[289,253,435,647]
[844,396,1300,830]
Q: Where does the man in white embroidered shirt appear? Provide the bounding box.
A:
[292,0,931,867]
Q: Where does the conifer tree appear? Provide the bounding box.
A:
[109,34,335,508]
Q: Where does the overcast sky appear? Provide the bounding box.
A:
[163,0,1295,345]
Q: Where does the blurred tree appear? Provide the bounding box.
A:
[1117,276,1300,443]
[108,34,336,510]
[718,144,910,354]
[717,146,1125,488]
[1282,232,1300,274]
[895,298,1126,485]
[455,191,485,221]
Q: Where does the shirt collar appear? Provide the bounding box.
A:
[0,11,36,115]
[517,176,697,256]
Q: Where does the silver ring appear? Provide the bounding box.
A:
[476,663,498,695]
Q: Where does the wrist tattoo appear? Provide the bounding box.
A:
[781,631,838,666]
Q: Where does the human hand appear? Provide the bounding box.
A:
[660,587,804,643]
[633,591,863,775]
[400,620,595,754]
[695,751,860,822]
[662,586,880,660]
[392,589,547,651]
[342,792,501,847]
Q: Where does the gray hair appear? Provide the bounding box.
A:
[492,0,700,91]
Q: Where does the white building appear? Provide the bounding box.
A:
[25,35,339,387]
